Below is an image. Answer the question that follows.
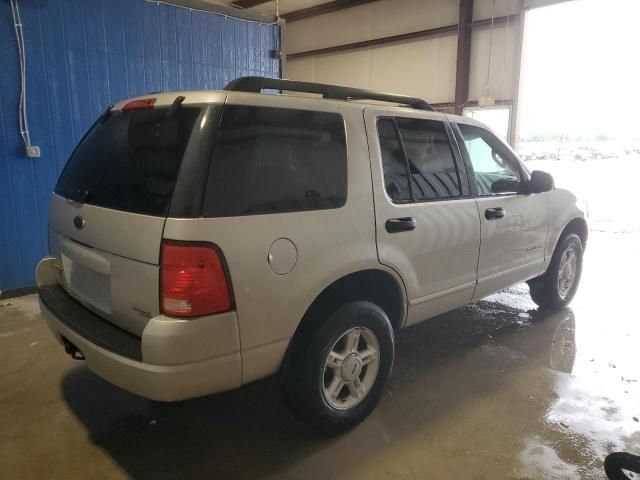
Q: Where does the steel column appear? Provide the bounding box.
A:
[454,0,474,115]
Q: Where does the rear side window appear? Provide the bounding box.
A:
[203,105,347,217]
[378,118,412,203]
[377,117,461,202]
[55,107,201,216]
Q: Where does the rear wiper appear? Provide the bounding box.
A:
[166,95,186,118]
[73,189,92,203]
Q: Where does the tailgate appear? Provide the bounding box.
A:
[48,196,163,336]
[48,102,208,336]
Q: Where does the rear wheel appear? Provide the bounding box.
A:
[283,301,394,435]
[528,233,583,310]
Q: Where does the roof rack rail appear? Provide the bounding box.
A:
[224,76,435,112]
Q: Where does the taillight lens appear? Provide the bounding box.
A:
[161,241,233,318]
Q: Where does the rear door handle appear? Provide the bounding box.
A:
[485,207,505,220]
[385,217,416,233]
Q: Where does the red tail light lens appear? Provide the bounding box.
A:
[161,241,233,318]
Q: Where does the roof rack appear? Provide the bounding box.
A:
[224,76,435,112]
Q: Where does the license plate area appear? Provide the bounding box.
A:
[58,238,112,317]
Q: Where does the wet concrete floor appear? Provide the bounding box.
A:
[1,230,639,479]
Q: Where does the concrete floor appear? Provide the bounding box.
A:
[1,230,639,479]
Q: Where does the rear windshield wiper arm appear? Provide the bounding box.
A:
[72,188,92,203]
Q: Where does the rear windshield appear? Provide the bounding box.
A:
[55,106,201,216]
[203,105,347,217]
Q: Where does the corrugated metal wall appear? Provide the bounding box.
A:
[0,0,280,293]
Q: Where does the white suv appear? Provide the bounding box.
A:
[36,77,586,434]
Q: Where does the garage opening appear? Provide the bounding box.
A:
[517,0,640,234]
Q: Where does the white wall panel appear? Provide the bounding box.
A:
[287,34,457,103]
[285,0,525,105]
[286,0,459,55]
[313,50,372,87]
[285,56,315,81]
[473,0,522,20]
[368,0,459,38]
[287,5,373,54]
[469,24,518,101]
[368,36,458,103]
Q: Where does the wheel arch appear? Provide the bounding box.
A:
[530,216,587,309]
[558,217,588,251]
[278,268,407,379]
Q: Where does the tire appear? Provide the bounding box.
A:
[528,233,583,310]
[283,301,395,435]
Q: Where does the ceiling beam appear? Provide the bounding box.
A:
[283,0,382,22]
[232,0,272,8]
[156,1,275,22]
[288,24,458,59]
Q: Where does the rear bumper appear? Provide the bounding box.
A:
[37,258,242,401]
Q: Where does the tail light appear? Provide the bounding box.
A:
[160,241,233,318]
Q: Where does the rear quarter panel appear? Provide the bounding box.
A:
[162,94,387,384]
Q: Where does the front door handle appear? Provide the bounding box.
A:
[386,217,416,233]
[485,207,505,220]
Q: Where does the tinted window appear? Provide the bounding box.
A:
[396,118,461,201]
[55,107,201,216]
[458,124,522,195]
[378,118,412,203]
[203,106,347,217]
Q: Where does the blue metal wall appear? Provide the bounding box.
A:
[0,0,280,292]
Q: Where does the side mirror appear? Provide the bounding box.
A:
[529,170,554,194]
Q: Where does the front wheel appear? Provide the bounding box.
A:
[528,233,583,310]
[283,301,395,435]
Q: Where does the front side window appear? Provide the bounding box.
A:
[377,117,462,203]
[458,124,522,196]
[203,106,347,217]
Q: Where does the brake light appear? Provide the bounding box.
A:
[161,241,233,318]
[122,98,156,111]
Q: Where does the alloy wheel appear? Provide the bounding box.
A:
[321,327,380,410]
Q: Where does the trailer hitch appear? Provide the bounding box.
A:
[62,337,85,361]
